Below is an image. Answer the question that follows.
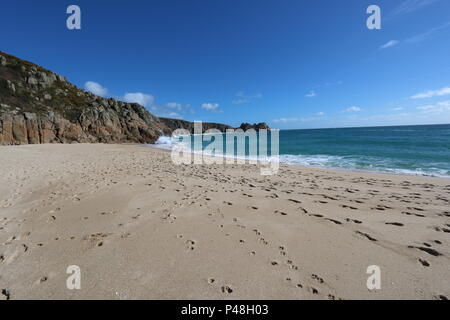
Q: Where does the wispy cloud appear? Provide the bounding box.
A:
[232,92,262,104]
[305,90,317,98]
[202,103,221,112]
[391,0,440,16]
[378,21,450,51]
[158,111,184,119]
[406,21,450,43]
[272,117,318,124]
[392,107,405,111]
[316,111,325,116]
[165,102,191,111]
[343,106,362,113]
[123,92,155,107]
[380,40,399,50]
[417,100,450,113]
[84,81,108,97]
[410,87,450,99]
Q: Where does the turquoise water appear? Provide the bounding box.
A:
[152,124,450,178]
[278,124,450,177]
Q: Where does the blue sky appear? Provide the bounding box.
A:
[1,0,450,129]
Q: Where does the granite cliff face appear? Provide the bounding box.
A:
[0,51,169,145]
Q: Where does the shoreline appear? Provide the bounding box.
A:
[144,143,450,180]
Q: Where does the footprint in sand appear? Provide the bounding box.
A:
[434,226,450,233]
[408,246,441,257]
[311,274,325,284]
[325,218,342,225]
[346,218,362,224]
[37,276,48,284]
[120,232,131,239]
[82,233,110,248]
[185,240,196,251]
[356,231,377,242]
[4,235,16,245]
[385,222,404,227]
[221,285,233,294]
[1,289,11,300]
[308,287,319,294]
[418,259,430,267]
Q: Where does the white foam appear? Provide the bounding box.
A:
[145,139,450,178]
[147,136,174,150]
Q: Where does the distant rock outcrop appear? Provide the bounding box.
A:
[159,118,233,134]
[238,122,270,131]
[159,119,271,134]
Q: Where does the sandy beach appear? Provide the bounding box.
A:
[0,143,449,300]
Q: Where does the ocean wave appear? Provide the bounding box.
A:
[279,154,450,178]
[147,136,174,150]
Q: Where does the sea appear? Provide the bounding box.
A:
[149,124,450,178]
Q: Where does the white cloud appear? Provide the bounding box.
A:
[122,92,193,118]
[344,106,362,112]
[202,103,220,112]
[392,107,404,111]
[165,102,191,111]
[158,111,183,119]
[378,21,450,51]
[380,40,399,49]
[84,81,108,97]
[232,92,262,104]
[316,111,325,116]
[305,91,317,98]
[232,98,247,104]
[411,87,450,99]
[417,100,450,113]
[123,92,155,107]
[272,117,318,124]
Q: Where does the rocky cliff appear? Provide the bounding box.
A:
[159,118,270,133]
[0,51,170,145]
[238,122,270,131]
[159,118,234,133]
